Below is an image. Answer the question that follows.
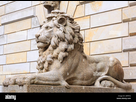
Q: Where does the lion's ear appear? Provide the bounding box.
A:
[57,17,66,26]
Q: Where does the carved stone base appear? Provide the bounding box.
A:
[2,85,134,93]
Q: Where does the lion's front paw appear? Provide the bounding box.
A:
[3,78,10,86]
[3,76,17,86]
[3,75,36,86]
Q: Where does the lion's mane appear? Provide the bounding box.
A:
[37,10,84,72]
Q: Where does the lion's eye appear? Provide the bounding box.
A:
[45,26,49,30]
[45,26,52,30]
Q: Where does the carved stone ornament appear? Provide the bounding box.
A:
[3,10,132,90]
[43,1,60,13]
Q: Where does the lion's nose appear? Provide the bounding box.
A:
[35,33,40,38]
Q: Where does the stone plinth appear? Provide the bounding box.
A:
[2,85,134,93]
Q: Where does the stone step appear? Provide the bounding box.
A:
[2,85,134,93]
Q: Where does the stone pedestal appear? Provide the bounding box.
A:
[2,85,134,93]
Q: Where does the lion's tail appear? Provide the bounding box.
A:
[94,75,132,90]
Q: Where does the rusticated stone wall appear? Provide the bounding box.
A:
[0,1,47,91]
[0,1,136,92]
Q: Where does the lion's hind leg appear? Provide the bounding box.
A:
[94,75,132,90]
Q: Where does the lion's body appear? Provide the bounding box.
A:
[46,43,123,86]
[3,10,132,90]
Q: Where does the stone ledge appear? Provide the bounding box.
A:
[129,1,136,6]
[2,85,134,93]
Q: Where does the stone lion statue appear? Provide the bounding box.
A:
[3,10,132,90]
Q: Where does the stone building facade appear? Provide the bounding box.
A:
[0,1,136,92]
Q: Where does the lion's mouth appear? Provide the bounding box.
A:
[35,33,51,48]
[37,41,49,48]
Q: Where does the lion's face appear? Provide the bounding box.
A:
[35,21,55,49]
[35,10,83,72]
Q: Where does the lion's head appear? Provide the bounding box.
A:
[35,10,84,73]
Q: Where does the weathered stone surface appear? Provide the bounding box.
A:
[74,4,84,18]
[43,1,60,11]
[129,1,136,6]
[0,17,1,26]
[0,35,6,45]
[0,75,5,85]
[5,18,31,34]
[60,1,68,13]
[1,7,35,24]
[80,30,85,41]
[85,1,128,16]
[5,1,31,13]
[130,83,136,92]
[0,25,4,35]
[32,17,40,28]
[8,1,14,3]
[92,52,129,67]
[6,52,27,64]
[3,63,29,74]
[5,73,30,79]
[91,9,121,28]
[124,67,136,80]
[129,21,136,36]
[0,66,2,74]
[27,50,39,62]
[36,4,47,25]
[75,16,90,30]
[0,45,3,55]
[67,1,79,16]
[123,36,136,51]
[0,1,9,6]
[0,86,3,92]
[32,1,41,6]
[4,41,30,54]
[7,30,27,43]
[27,27,40,40]
[30,62,38,72]
[2,85,133,92]
[90,38,122,55]
[123,6,136,22]
[0,6,5,16]
[129,51,136,66]
[83,43,90,55]
[110,53,128,67]
[40,1,44,4]
[0,55,6,65]
[79,1,86,3]
[85,23,128,42]
[31,39,38,50]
